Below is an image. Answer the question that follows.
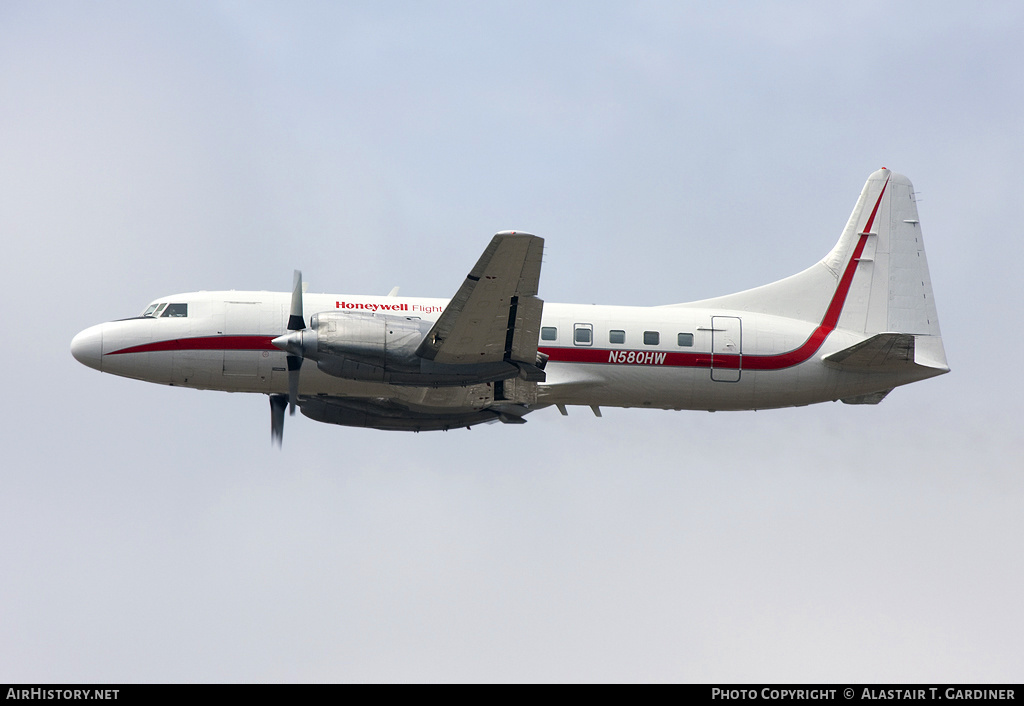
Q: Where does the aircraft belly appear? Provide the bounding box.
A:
[177,347,506,413]
[539,361,846,411]
[541,354,945,411]
[289,369,494,414]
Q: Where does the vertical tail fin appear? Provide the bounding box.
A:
[836,170,942,339]
[676,168,948,371]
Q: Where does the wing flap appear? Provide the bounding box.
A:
[510,294,543,363]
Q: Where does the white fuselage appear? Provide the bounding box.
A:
[72,290,939,414]
[70,170,951,431]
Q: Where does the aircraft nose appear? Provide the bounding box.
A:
[71,325,103,371]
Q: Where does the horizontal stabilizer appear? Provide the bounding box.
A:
[823,333,915,371]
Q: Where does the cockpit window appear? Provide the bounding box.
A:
[142,304,160,317]
[162,303,188,318]
[154,303,168,316]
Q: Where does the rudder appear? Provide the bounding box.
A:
[837,170,942,338]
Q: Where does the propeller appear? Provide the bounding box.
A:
[270,394,287,447]
[284,269,306,415]
[268,270,306,446]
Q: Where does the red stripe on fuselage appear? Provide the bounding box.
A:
[543,173,891,372]
[104,176,891,371]
[106,335,278,356]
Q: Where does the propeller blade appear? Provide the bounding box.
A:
[285,270,306,415]
[286,354,301,415]
[288,269,305,331]
[274,270,307,425]
[270,394,287,447]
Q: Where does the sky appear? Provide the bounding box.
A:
[2,0,1022,683]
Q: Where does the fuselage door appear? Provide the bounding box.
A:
[711,316,742,382]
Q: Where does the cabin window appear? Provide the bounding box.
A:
[643,331,660,346]
[162,303,188,318]
[609,329,625,344]
[573,324,593,346]
[541,326,557,341]
[677,332,694,347]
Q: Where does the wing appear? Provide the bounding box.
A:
[416,231,545,375]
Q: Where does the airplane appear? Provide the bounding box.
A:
[71,168,948,443]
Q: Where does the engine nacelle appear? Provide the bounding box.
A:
[282,311,536,386]
[299,396,507,431]
[310,311,425,381]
